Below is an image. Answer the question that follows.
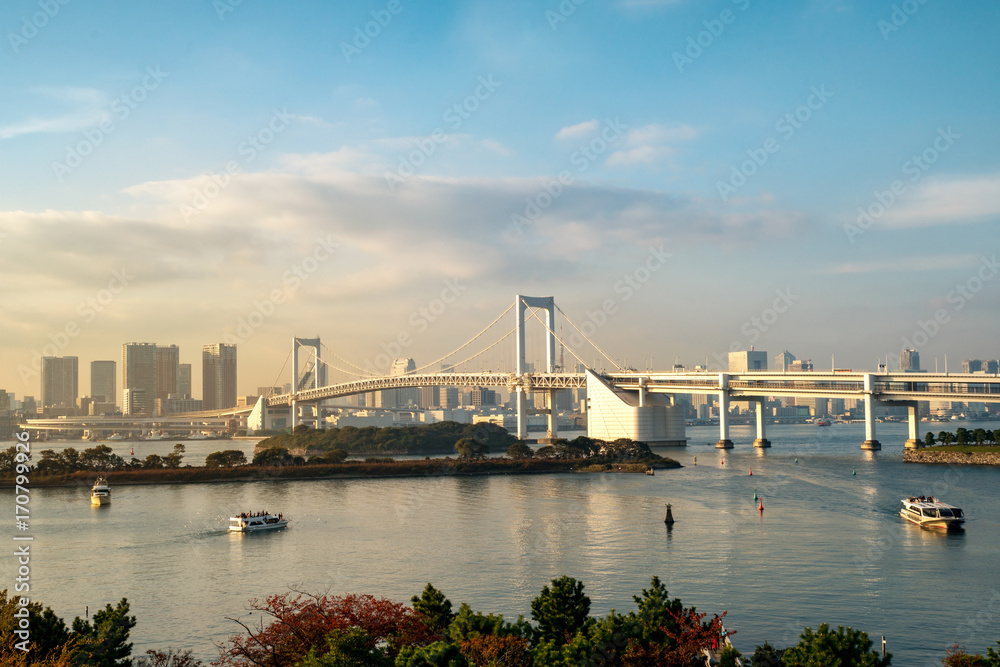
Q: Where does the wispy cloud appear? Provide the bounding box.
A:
[555,120,599,141]
[0,87,110,141]
[822,254,979,275]
[606,123,699,167]
[880,174,1000,228]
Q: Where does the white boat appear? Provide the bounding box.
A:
[91,478,111,506]
[188,433,208,440]
[899,496,965,529]
[107,434,126,441]
[229,512,288,533]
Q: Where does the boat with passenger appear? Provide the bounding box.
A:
[91,478,111,506]
[228,511,288,533]
[899,496,965,529]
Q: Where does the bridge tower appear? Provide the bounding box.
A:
[291,337,324,428]
[515,295,558,441]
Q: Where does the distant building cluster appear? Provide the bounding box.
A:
[1,342,239,429]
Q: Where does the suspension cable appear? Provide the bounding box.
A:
[440,325,517,372]
[321,342,375,376]
[521,302,591,371]
[553,303,623,371]
[269,347,293,395]
[411,303,514,374]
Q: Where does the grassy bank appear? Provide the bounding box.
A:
[5,455,680,488]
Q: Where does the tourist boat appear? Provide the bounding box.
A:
[228,512,288,533]
[91,478,111,506]
[107,433,126,441]
[899,496,965,529]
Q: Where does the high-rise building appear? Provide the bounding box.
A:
[156,345,180,400]
[203,343,237,410]
[41,356,78,408]
[962,359,983,374]
[90,360,116,405]
[729,349,768,372]
[0,390,9,415]
[178,363,192,398]
[900,348,920,371]
[988,360,1000,375]
[774,350,796,372]
[123,343,158,415]
[788,359,813,372]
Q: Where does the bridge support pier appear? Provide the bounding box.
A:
[861,374,881,451]
[516,387,528,440]
[753,400,771,448]
[547,390,559,441]
[903,401,923,449]
[716,375,733,449]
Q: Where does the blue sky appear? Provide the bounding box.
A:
[2,0,999,397]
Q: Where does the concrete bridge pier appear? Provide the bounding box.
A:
[903,401,923,449]
[716,374,733,449]
[861,373,881,451]
[546,389,559,441]
[515,387,528,440]
[753,400,771,448]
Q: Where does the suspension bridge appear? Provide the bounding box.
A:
[21,294,1000,450]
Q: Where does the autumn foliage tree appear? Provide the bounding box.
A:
[213,591,432,667]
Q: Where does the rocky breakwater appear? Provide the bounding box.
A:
[904,449,1000,466]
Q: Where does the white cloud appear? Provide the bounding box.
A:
[555,120,599,141]
[879,174,1000,228]
[0,87,110,141]
[822,255,980,275]
[606,123,699,168]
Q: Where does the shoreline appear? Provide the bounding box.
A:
[3,457,680,488]
[903,448,1000,466]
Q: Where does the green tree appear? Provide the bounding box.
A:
[163,444,186,468]
[973,429,987,445]
[205,450,248,467]
[143,454,166,469]
[253,446,294,466]
[296,628,392,667]
[939,431,954,445]
[993,430,1000,446]
[0,589,71,660]
[627,575,684,646]
[530,576,593,647]
[411,584,454,635]
[505,442,534,459]
[750,641,787,666]
[80,445,126,471]
[782,623,890,667]
[70,598,137,667]
[956,428,970,445]
[394,640,466,667]
[455,438,488,461]
[924,432,935,447]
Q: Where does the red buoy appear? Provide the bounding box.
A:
[749,468,753,476]
[758,499,764,513]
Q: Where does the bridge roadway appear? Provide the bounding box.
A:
[266,370,1000,450]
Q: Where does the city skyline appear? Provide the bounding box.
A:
[1,1,999,397]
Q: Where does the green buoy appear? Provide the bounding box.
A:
[853,467,856,476]
[753,489,758,500]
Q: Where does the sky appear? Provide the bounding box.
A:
[1,0,999,400]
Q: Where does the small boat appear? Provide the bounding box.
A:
[900,496,965,529]
[229,511,288,533]
[815,417,831,426]
[645,467,655,476]
[107,434,126,441]
[91,478,111,506]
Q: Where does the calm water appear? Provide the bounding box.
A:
[5,421,1000,665]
